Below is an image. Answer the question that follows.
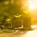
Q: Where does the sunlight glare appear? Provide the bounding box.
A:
[24,30,37,37]
[28,0,37,10]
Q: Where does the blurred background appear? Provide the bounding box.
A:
[0,0,37,37]
[0,0,37,32]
